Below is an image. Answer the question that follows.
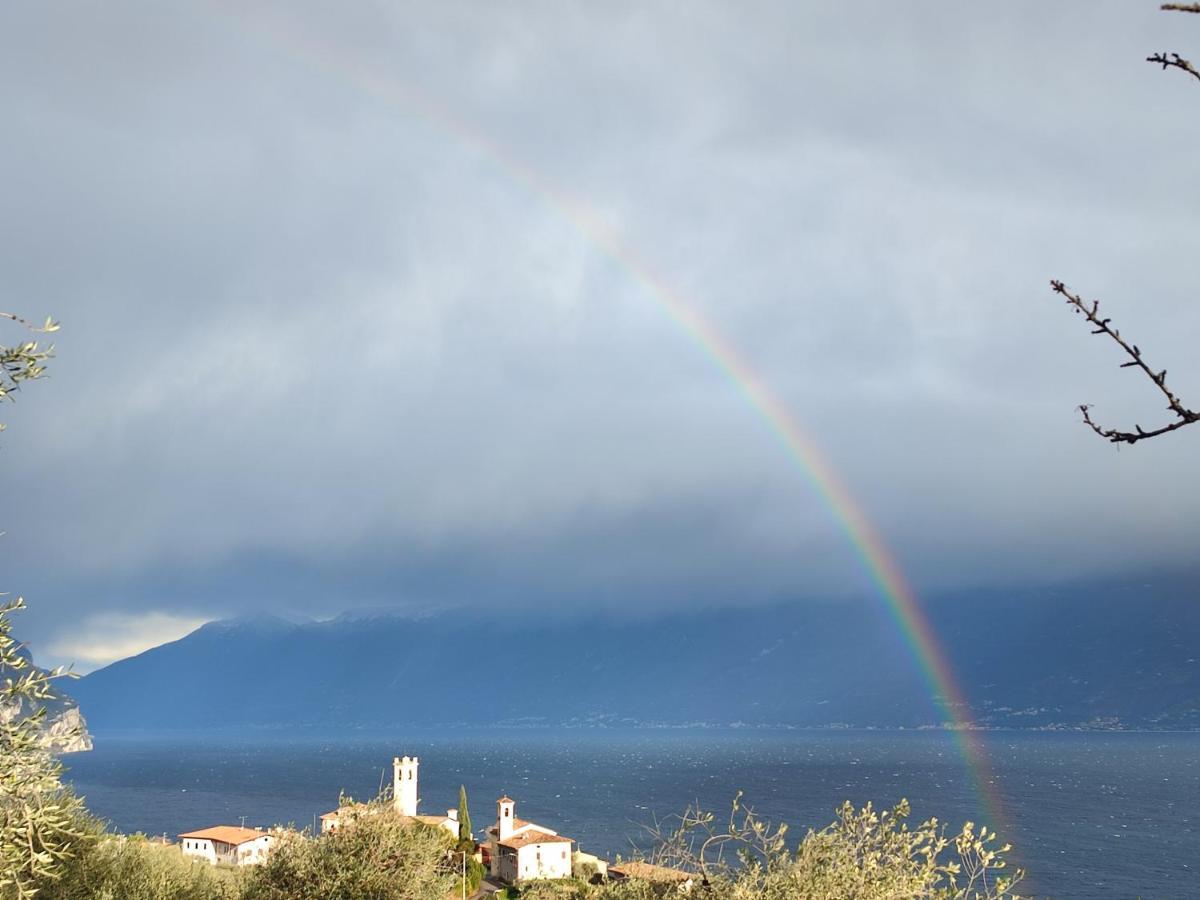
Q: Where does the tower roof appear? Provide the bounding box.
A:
[497,795,514,803]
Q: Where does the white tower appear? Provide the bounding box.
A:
[393,755,419,817]
[497,795,515,841]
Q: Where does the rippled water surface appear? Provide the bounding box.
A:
[63,730,1199,898]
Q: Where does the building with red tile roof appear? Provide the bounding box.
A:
[486,795,574,883]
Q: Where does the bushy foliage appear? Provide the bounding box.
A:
[461,853,485,894]
[541,889,657,900]
[0,312,84,899]
[241,808,455,900]
[519,795,1022,900]
[0,600,88,900]
[785,799,1019,899]
[32,819,244,900]
[0,312,57,432]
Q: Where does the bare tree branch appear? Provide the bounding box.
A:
[1049,280,1200,444]
[1149,4,1200,80]
[1052,8,1198,445]
[1147,51,1200,81]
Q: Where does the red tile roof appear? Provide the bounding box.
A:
[178,826,268,846]
[610,861,695,883]
[319,807,452,829]
[499,829,573,849]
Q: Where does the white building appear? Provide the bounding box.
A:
[320,755,459,839]
[487,796,573,883]
[177,826,273,866]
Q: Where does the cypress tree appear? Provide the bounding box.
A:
[457,785,473,845]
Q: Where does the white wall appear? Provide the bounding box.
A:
[517,842,572,881]
[235,835,273,865]
[181,838,218,865]
[179,835,272,867]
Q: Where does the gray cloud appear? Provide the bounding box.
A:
[2,1,1198,669]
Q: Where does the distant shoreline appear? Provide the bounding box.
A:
[72,722,1200,743]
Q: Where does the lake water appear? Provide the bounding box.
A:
[62,730,1199,898]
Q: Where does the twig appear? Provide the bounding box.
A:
[1147,51,1200,81]
[0,312,59,334]
[1148,4,1200,81]
[1050,280,1200,444]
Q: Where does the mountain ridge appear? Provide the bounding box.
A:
[71,578,1200,733]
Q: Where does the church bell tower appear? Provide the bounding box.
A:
[497,795,515,840]
[393,755,419,817]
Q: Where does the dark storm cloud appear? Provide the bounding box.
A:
[2,1,1198,669]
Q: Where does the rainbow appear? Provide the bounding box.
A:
[220,6,1011,839]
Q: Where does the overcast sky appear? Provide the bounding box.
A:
[3,1,1199,671]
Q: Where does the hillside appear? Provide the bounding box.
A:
[2,646,93,752]
[69,576,1200,733]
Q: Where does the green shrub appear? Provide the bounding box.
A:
[519,795,1022,900]
[465,854,485,893]
[1,312,83,899]
[33,820,245,900]
[242,809,455,900]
